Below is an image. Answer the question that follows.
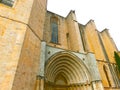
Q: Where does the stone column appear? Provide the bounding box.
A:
[87,84,92,90]
[83,85,86,90]
[71,85,75,90]
[36,76,44,90]
[69,86,72,90]
[36,41,46,90]
[92,81,104,90]
[39,41,46,76]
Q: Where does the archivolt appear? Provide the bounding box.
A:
[45,51,91,85]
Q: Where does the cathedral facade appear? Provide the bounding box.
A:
[0,0,120,90]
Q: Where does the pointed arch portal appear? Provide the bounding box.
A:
[45,52,92,90]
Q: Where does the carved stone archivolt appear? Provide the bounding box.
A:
[44,51,92,90]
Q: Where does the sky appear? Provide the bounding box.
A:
[47,0,120,50]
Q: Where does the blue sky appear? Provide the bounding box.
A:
[47,0,120,50]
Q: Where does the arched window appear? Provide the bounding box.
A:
[103,65,111,87]
[51,16,58,43]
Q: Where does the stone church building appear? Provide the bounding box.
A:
[0,0,120,90]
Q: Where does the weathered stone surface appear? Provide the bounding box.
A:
[44,11,68,49]
[0,0,47,90]
[28,0,47,40]
[83,20,106,60]
[0,0,119,90]
[0,17,27,90]
[101,29,118,63]
[66,11,84,52]
[0,0,34,24]
[12,27,41,90]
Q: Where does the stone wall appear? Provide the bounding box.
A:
[0,0,47,89]
[0,0,34,24]
[28,0,47,40]
[79,20,119,89]
[83,20,106,61]
[97,62,113,87]
[12,27,41,90]
[0,0,119,89]
[0,16,26,90]
[66,11,84,52]
[100,29,118,63]
[44,11,68,49]
[44,11,84,52]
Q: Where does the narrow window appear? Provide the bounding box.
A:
[66,33,70,49]
[103,65,111,87]
[0,0,14,7]
[51,22,58,43]
[51,17,58,44]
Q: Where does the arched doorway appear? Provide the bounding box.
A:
[45,51,91,90]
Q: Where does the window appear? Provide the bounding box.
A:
[51,16,58,43]
[0,0,14,7]
[103,65,111,87]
